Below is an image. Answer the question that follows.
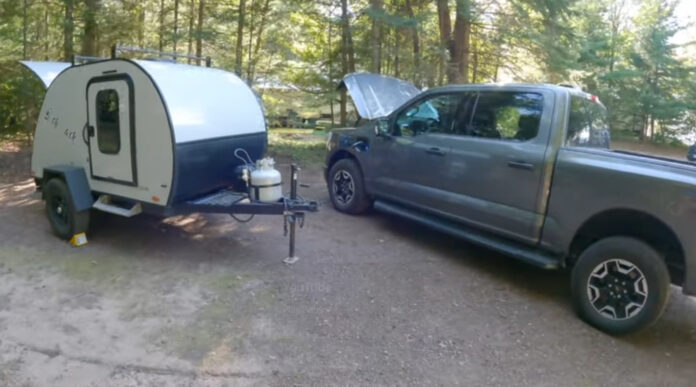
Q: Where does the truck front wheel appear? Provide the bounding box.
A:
[571,236,670,335]
[328,159,372,214]
[44,178,90,240]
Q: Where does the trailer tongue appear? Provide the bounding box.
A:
[178,164,318,263]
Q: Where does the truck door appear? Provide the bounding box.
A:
[86,76,136,185]
[442,89,555,243]
[370,93,468,211]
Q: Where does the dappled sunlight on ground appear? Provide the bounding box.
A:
[0,140,26,152]
[0,178,39,207]
[1,139,695,385]
[161,214,210,232]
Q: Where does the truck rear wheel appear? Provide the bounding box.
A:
[571,236,670,335]
[44,178,90,240]
[328,159,372,214]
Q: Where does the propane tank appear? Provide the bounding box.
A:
[250,157,283,203]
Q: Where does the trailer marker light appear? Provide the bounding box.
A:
[152,196,160,203]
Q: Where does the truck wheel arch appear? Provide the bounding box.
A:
[327,150,363,178]
[568,208,685,287]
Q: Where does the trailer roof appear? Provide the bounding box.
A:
[19,61,71,87]
[134,59,266,144]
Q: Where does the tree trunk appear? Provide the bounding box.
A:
[195,0,204,64]
[173,0,179,53]
[436,0,451,84]
[43,1,49,60]
[235,0,246,75]
[452,0,471,83]
[63,0,74,61]
[394,29,401,78]
[137,3,145,47]
[22,0,28,59]
[187,0,194,63]
[246,0,256,82]
[471,41,478,83]
[369,0,383,74]
[248,0,271,83]
[405,0,420,86]
[328,17,335,127]
[342,0,355,73]
[82,0,99,56]
[159,0,165,52]
[340,0,355,126]
[437,0,471,84]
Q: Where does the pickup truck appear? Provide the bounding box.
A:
[325,73,696,335]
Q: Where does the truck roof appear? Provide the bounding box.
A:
[424,83,604,107]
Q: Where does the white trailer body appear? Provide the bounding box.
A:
[27,58,267,208]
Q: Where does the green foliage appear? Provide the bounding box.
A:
[0,0,694,144]
[0,62,45,139]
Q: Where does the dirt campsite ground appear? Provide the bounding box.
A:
[1,136,696,386]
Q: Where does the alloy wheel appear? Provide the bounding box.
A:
[333,170,355,205]
[587,259,648,320]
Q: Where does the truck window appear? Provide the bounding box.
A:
[567,97,610,148]
[394,94,463,136]
[461,91,543,141]
[96,89,121,154]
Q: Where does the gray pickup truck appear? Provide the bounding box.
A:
[325,73,696,334]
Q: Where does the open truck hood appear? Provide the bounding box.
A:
[340,73,421,120]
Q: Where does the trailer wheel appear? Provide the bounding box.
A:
[328,159,372,214]
[44,178,90,240]
[571,236,670,335]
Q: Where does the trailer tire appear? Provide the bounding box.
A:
[328,159,372,214]
[44,178,90,240]
[571,236,670,335]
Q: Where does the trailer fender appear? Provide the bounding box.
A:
[42,166,93,211]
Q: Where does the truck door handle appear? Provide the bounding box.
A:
[507,160,534,170]
[426,147,446,156]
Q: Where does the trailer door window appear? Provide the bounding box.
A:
[96,89,121,154]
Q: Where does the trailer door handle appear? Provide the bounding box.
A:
[87,125,95,137]
[426,147,446,156]
[507,160,534,170]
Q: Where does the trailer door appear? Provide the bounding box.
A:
[86,76,136,186]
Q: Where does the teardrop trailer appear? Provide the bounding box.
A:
[25,46,317,261]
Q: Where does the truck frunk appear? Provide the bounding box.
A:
[326,73,696,334]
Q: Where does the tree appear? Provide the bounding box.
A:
[368,0,384,73]
[81,0,99,56]
[235,0,246,75]
[340,0,355,125]
[173,0,179,53]
[437,0,473,84]
[63,0,74,61]
[195,0,204,63]
[629,0,690,139]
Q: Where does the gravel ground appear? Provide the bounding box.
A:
[1,146,696,386]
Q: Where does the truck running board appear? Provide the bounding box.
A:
[93,195,142,217]
[373,200,561,270]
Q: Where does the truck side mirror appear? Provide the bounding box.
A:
[375,119,390,137]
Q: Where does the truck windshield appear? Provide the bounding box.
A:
[567,97,610,149]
